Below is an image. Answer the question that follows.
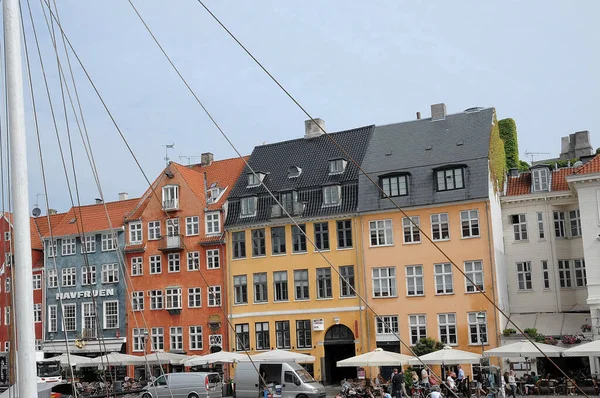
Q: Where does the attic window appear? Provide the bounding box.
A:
[435,167,465,192]
[328,159,347,175]
[247,172,265,187]
[207,187,222,204]
[288,166,302,178]
[532,168,550,192]
[323,185,341,206]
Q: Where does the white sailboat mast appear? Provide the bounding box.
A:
[3,0,37,395]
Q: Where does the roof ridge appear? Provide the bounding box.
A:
[376,107,494,128]
[253,124,374,149]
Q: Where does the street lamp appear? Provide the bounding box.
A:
[476,312,486,398]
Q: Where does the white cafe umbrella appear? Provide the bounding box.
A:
[145,351,192,365]
[246,349,315,363]
[562,340,600,357]
[39,353,98,367]
[337,348,414,367]
[409,346,482,365]
[483,340,564,358]
[95,352,147,366]
[184,351,249,366]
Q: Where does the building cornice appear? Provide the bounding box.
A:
[501,191,574,204]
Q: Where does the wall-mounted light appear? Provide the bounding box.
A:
[334,317,340,325]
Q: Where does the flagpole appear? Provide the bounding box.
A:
[3,0,37,395]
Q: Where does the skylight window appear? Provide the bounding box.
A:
[288,166,302,178]
[328,159,347,175]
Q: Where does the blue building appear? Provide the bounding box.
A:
[42,198,137,355]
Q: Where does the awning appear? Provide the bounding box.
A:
[507,312,590,337]
[43,338,126,354]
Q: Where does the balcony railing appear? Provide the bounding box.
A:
[158,234,183,252]
[162,199,179,211]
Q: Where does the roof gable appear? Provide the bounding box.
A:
[31,213,67,249]
[505,167,578,196]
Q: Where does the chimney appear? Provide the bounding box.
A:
[508,168,519,177]
[48,209,57,215]
[201,152,213,166]
[431,103,447,121]
[304,118,325,139]
[416,112,421,120]
[118,192,128,201]
[95,198,103,204]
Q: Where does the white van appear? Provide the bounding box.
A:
[141,372,222,398]
[234,361,325,398]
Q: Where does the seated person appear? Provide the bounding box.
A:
[429,385,442,398]
[382,386,392,398]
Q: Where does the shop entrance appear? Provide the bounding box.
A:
[323,324,356,384]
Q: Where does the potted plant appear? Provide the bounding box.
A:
[544,336,558,346]
[581,324,592,333]
[502,328,516,336]
[561,335,581,345]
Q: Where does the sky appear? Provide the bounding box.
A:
[7,0,600,213]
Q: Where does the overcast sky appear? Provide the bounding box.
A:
[9,0,600,213]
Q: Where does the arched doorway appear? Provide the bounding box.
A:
[324,324,356,384]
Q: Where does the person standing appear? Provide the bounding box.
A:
[392,369,403,398]
[421,368,430,389]
[507,371,517,398]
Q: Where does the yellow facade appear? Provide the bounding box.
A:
[226,217,368,383]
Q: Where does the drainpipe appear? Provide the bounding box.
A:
[358,215,372,354]
[356,216,369,355]
[484,201,501,352]
[544,197,561,312]
[226,230,233,352]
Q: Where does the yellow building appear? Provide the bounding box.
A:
[224,121,374,383]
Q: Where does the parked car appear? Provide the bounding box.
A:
[141,372,222,398]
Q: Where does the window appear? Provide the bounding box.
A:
[47,240,57,257]
[296,320,312,348]
[537,212,545,239]
[373,267,397,297]
[511,214,528,241]
[188,287,202,308]
[82,265,96,285]
[381,175,408,197]
[570,209,581,237]
[274,271,288,301]
[148,221,161,240]
[436,168,464,191]
[438,313,457,345]
[189,326,203,350]
[63,304,76,331]
[409,314,427,345]
[376,315,399,335]
[323,186,341,206]
[316,268,332,299]
[48,305,57,332]
[280,191,296,214]
[254,273,268,303]
[35,340,43,351]
[187,252,200,271]
[460,210,480,238]
[82,235,96,253]
[232,231,246,259]
[464,260,484,292]
[5,278,9,293]
[205,212,221,235]
[329,159,347,174]
[101,263,119,283]
[574,259,586,287]
[82,302,96,338]
[208,187,221,203]
[558,260,572,288]
[131,257,143,276]
[168,253,180,273]
[406,265,424,296]
[47,269,57,288]
[33,274,41,290]
[256,322,270,350]
[271,227,286,255]
[403,216,421,243]
[542,260,550,289]
[247,173,263,187]
[276,321,291,349]
[162,185,179,210]
[103,301,119,329]
[434,263,453,294]
[430,213,449,241]
[166,218,179,237]
[166,287,182,309]
[294,270,309,300]
[292,224,307,253]
[468,312,488,345]
[339,265,356,297]
[150,255,162,274]
[554,211,566,238]
[235,324,250,351]
[208,286,221,307]
[62,238,76,256]
[3,232,9,241]
[132,291,144,311]
[532,168,549,192]
[3,342,8,352]
[252,229,266,257]
[170,326,183,351]
[337,219,353,249]
[516,262,532,290]
[132,328,147,352]
[149,290,163,310]
[206,249,219,269]
[240,197,257,217]
[234,275,248,304]
[101,233,117,251]
[33,303,42,323]
[314,222,330,250]
[151,327,164,351]
[129,222,142,243]
[3,307,9,325]
[186,216,200,236]
[62,267,76,287]
[370,219,393,246]
[4,253,10,267]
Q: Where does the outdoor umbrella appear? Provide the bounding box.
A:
[409,346,482,365]
[562,340,600,357]
[246,349,315,363]
[183,351,250,366]
[38,353,98,367]
[482,340,564,358]
[337,348,414,367]
[145,351,192,365]
[95,352,147,366]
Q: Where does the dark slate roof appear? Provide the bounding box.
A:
[358,108,495,212]
[226,125,374,227]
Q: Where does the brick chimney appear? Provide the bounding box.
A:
[201,152,213,166]
[304,118,325,139]
[431,103,447,121]
[118,192,128,201]
[95,198,103,204]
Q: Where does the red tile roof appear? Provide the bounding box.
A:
[47,199,138,238]
[573,154,600,175]
[505,167,578,196]
[31,213,67,249]
[191,156,249,211]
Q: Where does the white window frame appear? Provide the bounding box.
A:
[558,260,572,288]
[537,212,545,239]
[47,269,58,288]
[406,265,424,296]
[62,267,76,287]
[47,240,57,257]
[402,216,421,244]
[208,285,222,307]
[434,263,454,294]
[542,260,551,290]
[436,168,464,191]
[131,257,143,276]
[511,214,528,241]
[151,327,164,351]
[168,253,180,273]
[101,233,117,251]
[150,255,162,274]
[574,259,586,287]
[328,159,347,174]
[468,312,488,345]
[81,265,96,286]
[369,219,394,246]
[48,305,57,332]
[149,290,163,310]
[554,211,566,238]
[516,261,533,291]
[438,313,457,346]
[33,303,42,323]
[129,221,142,244]
[431,213,449,241]
[381,175,408,197]
[187,251,200,271]
[205,212,221,235]
[132,328,147,352]
[240,197,257,218]
[170,326,183,351]
[372,267,397,298]
[570,209,582,237]
[103,301,119,329]
[32,274,42,290]
[532,168,549,192]
[322,185,341,206]
[189,326,203,350]
[234,275,248,304]
[166,287,182,310]
[460,210,480,238]
[82,235,96,253]
[148,221,161,240]
[464,260,484,293]
[82,302,97,338]
[62,303,76,331]
[188,287,202,308]
[376,315,399,335]
[162,185,179,210]
[101,263,119,283]
[3,232,9,241]
[409,314,427,345]
[61,238,76,256]
[132,291,144,311]
[207,249,220,269]
[186,216,200,236]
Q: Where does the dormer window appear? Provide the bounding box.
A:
[247,172,265,187]
[207,185,222,204]
[380,174,409,197]
[280,191,298,214]
[435,166,465,192]
[328,159,347,175]
[532,167,550,192]
[288,166,302,178]
[240,196,257,218]
[323,185,341,206]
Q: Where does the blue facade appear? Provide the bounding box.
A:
[43,231,127,354]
